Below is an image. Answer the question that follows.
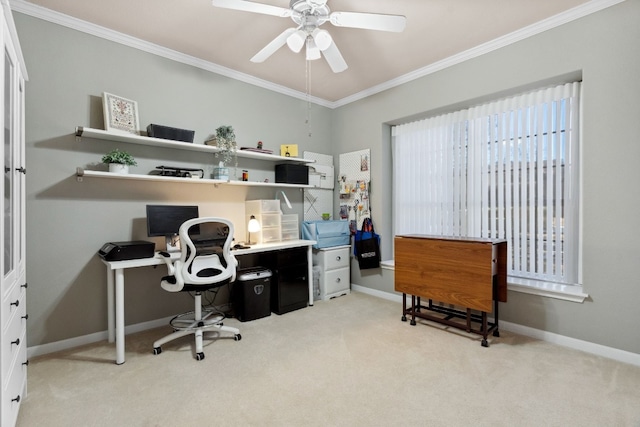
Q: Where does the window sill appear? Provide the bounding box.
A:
[380,260,588,303]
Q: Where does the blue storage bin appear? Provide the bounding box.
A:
[302,220,350,249]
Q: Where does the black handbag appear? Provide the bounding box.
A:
[353,218,381,269]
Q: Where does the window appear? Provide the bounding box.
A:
[392,82,581,287]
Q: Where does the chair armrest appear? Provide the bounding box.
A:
[158,251,177,276]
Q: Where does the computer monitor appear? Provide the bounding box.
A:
[146,205,199,252]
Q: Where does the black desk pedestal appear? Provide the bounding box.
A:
[237,247,309,315]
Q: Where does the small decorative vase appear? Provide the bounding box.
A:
[109,163,129,174]
[213,161,229,180]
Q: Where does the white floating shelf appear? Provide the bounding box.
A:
[75,126,315,164]
[75,168,313,188]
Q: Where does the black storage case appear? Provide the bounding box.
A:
[233,267,272,322]
[147,124,195,143]
[275,163,309,185]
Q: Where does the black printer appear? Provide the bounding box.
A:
[98,241,155,261]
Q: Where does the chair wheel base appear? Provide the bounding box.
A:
[153,347,162,355]
[195,352,205,361]
[234,334,242,341]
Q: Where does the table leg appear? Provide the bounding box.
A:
[481,311,489,347]
[307,245,314,306]
[107,268,115,343]
[410,295,417,326]
[401,293,407,321]
[115,268,125,365]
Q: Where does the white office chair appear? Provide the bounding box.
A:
[153,217,241,361]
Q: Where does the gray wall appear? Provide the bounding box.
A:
[333,0,640,354]
[16,0,640,356]
[16,13,332,346]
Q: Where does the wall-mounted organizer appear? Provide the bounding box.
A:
[74,126,315,189]
[338,148,371,232]
[303,151,334,221]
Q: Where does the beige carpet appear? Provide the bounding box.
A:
[17,292,640,427]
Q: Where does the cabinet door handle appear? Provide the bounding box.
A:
[11,395,21,403]
[21,282,28,288]
[10,299,19,308]
[22,360,29,367]
[15,166,26,174]
[11,338,20,346]
[335,277,341,283]
[336,256,341,261]
[22,314,29,320]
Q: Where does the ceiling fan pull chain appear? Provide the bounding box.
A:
[306,58,312,138]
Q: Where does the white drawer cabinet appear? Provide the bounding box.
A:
[246,200,282,244]
[312,245,351,300]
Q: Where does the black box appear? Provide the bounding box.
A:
[233,267,272,322]
[275,164,309,185]
[147,124,195,143]
[98,241,155,261]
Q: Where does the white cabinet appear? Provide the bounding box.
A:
[0,2,28,426]
[312,245,350,300]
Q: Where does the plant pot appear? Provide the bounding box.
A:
[109,163,129,174]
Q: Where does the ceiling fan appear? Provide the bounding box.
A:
[211,0,407,73]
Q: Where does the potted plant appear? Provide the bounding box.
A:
[210,125,238,180]
[102,148,137,174]
[212,125,237,164]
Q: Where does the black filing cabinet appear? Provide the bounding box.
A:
[235,247,309,315]
[270,248,309,314]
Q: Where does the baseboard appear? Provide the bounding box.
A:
[27,316,173,360]
[351,285,640,367]
[29,288,640,368]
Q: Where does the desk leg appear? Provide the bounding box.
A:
[115,268,126,365]
[107,268,115,343]
[307,245,314,306]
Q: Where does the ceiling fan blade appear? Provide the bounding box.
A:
[329,11,407,32]
[251,28,297,63]
[212,0,292,18]
[322,41,348,73]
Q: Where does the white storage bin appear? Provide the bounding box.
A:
[281,214,299,241]
[259,213,282,228]
[282,214,299,226]
[246,199,280,214]
[260,227,282,243]
[281,229,299,241]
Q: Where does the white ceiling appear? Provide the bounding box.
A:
[15,0,611,106]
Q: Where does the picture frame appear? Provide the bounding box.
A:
[280,144,299,157]
[102,92,140,135]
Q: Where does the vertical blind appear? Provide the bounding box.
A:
[392,82,581,285]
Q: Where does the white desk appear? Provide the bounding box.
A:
[102,239,316,364]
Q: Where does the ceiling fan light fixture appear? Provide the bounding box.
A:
[286,29,306,53]
[311,28,332,51]
[307,0,328,6]
[306,39,321,60]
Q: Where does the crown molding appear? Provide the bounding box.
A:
[11,0,625,109]
[332,0,626,108]
[9,0,333,108]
